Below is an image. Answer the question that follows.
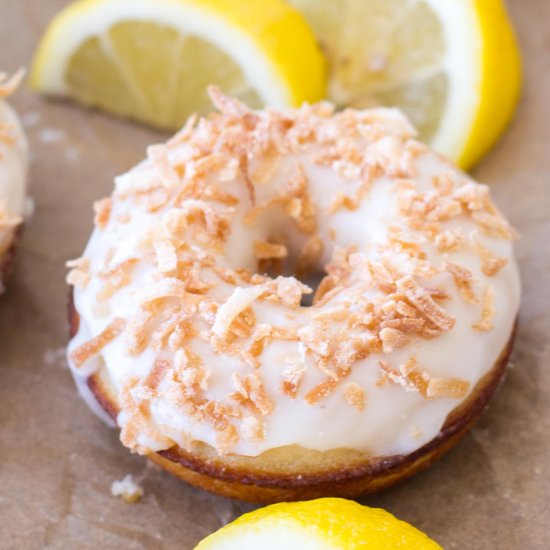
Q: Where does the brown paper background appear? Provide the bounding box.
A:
[0,1,548,548]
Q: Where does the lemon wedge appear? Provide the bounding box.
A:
[286,0,521,168]
[195,498,442,549]
[30,0,326,130]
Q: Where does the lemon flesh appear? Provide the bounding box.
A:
[286,0,521,168]
[31,0,326,130]
[195,498,442,550]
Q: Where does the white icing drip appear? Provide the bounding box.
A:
[68,107,520,458]
[67,320,117,428]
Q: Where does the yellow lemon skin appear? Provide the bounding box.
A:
[30,0,326,129]
[459,0,522,169]
[195,498,443,549]
[285,0,521,171]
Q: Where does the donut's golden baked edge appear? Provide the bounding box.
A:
[0,226,23,295]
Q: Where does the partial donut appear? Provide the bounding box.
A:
[67,89,520,502]
[0,70,28,294]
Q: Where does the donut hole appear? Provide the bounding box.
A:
[219,160,381,307]
[298,271,325,307]
[253,246,325,307]
[246,220,331,308]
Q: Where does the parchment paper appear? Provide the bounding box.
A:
[0,1,548,548]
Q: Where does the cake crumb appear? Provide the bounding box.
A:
[111,474,144,503]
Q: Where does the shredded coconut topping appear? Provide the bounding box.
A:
[0,69,24,99]
[68,90,518,457]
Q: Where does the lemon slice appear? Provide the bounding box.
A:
[195,498,442,549]
[286,0,521,168]
[30,0,326,130]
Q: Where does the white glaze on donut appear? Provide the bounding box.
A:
[68,90,520,458]
[0,72,28,259]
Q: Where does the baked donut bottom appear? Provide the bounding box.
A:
[0,227,22,295]
[69,297,515,503]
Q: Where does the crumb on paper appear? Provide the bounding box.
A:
[38,127,66,144]
[111,474,144,503]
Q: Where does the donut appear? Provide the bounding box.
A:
[67,88,520,503]
[0,70,28,294]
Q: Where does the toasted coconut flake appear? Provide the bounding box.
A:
[328,192,359,214]
[443,262,478,304]
[240,414,265,442]
[471,211,515,240]
[366,259,396,289]
[93,198,113,230]
[249,149,280,185]
[381,358,469,400]
[382,317,425,334]
[426,377,470,398]
[167,200,233,242]
[387,225,426,258]
[281,364,306,399]
[167,113,198,146]
[203,400,240,431]
[70,317,126,369]
[228,306,256,340]
[151,313,187,352]
[473,285,496,331]
[272,276,311,307]
[144,359,170,390]
[379,327,411,353]
[431,172,455,195]
[394,300,419,318]
[344,382,366,412]
[396,276,455,331]
[248,324,272,361]
[298,324,330,357]
[212,286,264,338]
[191,152,234,179]
[66,257,91,289]
[304,377,339,404]
[0,69,24,98]
[231,371,275,415]
[434,228,463,252]
[215,424,239,455]
[208,85,254,119]
[138,277,191,304]
[126,308,155,356]
[203,183,239,204]
[253,240,288,260]
[453,182,490,211]
[153,238,178,273]
[210,263,239,285]
[66,268,90,289]
[471,232,508,276]
[177,349,209,393]
[303,359,352,404]
[97,259,137,302]
[147,144,180,189]
[379,359,427,395]
[245,371,275,415]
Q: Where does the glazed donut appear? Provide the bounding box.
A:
[0,70,28,293]
[67,88,520,502]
